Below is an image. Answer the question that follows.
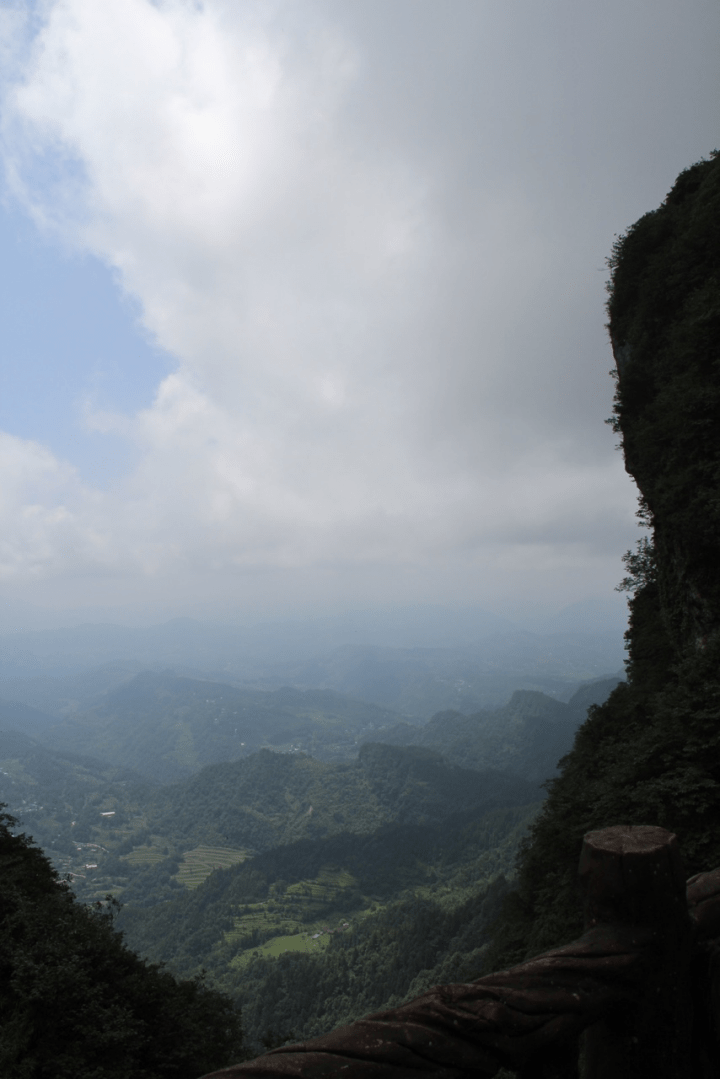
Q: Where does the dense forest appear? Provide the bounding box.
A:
[0,808,243,1079]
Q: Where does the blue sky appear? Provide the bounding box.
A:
[0,200,171,486]
[0,0,718,628]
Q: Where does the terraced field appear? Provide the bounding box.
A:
[286,865,357,903]
[222,865,361,966]
[123,844,168,867]
[224,901,302,947]
[176,845,247,888]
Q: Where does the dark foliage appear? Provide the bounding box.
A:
[608,150,720,651]
[0,807,243,1079]
[232,877,511,1055]
[145,742,538,857]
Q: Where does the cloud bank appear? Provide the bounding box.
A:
[0,0,717,622]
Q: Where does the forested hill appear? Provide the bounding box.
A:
[23,667,620,792]
[488,151,720,971]
[146,742,539,854]
[0,696,56,737]
[0,724,539,905]
[374,677,621,783]
[37,671,409,782]
[117,797,537,1051]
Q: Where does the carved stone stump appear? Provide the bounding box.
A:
[579,825,693,1078]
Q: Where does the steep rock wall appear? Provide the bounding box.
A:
[488,152,720,972]
[608,153,720,651]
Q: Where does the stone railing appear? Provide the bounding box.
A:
[200,825,720,1079]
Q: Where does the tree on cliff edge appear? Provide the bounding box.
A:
[488,150,720,968]
[0,807,244,1079]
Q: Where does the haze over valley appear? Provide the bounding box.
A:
[0,602,622,1050]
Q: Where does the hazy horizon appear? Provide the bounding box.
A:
[0,592,629,637]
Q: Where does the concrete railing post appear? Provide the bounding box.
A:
[579,825,693,1078]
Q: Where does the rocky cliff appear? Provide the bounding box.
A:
[489,151,720,968]
[608,151,720,654]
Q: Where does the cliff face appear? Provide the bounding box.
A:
[489,152,720,968]
[608,153,720,653]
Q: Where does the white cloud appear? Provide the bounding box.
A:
[0,431,104,579]
[3,0,713,618]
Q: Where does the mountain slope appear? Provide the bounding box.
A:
[3,726,538,907]
[145,741,539,855]
[0,696,56,737]
[118,801,537,1051]
[39,671,407,782]
[0,727,152,850]
[0,808,243,1078]
[374,677,622,783]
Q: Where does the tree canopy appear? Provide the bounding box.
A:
[0,807,244,1079]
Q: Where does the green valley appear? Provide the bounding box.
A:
[117,802,537,1052]
[0,667,619,1056]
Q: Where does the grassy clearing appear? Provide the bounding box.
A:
[224,871,364,968]
[222,864,364,956]
[224,903,302,948]
[176,845,247,889]
[230,929,333,969]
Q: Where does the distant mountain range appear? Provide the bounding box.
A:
[0,602,627,711]
[0,600,627,723]
[0,667,622,906]
[3,667,623,785]
[373,677,623,783]
[272,640,624,717]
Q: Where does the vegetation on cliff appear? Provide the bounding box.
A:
[489,150,720,968]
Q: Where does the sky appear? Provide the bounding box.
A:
[0,0,718,629]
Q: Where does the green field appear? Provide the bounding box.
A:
[176,845,247,888]
[230,929,334,969]
[222,865,363,967]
